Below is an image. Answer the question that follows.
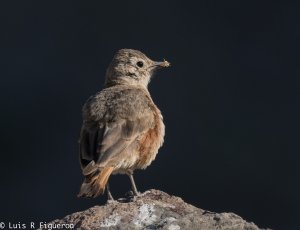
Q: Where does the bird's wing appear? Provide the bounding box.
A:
[79,107,154,174]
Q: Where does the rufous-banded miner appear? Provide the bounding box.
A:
[78,49,170,199]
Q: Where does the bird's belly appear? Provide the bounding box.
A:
[135,114,165,169]
[109,108,165,173]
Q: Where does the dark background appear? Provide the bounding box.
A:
[0,1,299,229]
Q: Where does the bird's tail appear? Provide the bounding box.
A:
[78,166,114,198]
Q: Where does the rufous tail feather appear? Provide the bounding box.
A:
[78,166,114,198]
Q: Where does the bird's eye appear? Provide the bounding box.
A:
[137,61,144,68]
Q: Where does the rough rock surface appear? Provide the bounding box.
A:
[47,190,270,230]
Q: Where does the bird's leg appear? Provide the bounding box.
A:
[127,172,139,196]
[106,182,114,201]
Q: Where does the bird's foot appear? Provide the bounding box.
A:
[107,192,114,202]
[127,190,141,201]
[106,183,115,202]
[132,190,141,196]
[106,192,116,204]
[106,199,117,204]
[117,190,140,203]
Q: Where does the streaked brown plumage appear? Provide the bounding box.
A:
[78,49,170,198]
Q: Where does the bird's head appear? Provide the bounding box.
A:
[105,49,170,88]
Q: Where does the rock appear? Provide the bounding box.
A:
[45,189,270,230]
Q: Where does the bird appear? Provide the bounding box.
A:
[78,49,170,199]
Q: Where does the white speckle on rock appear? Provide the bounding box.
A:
[168,224,180,230]
[100,213,121,227]
[160,203,176,209]
[166,217,176,222]
[133,203,157,227]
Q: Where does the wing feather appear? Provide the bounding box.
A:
[79,87,155,171]
[80,116,154,170]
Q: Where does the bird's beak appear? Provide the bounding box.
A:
[151,59,171,68]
